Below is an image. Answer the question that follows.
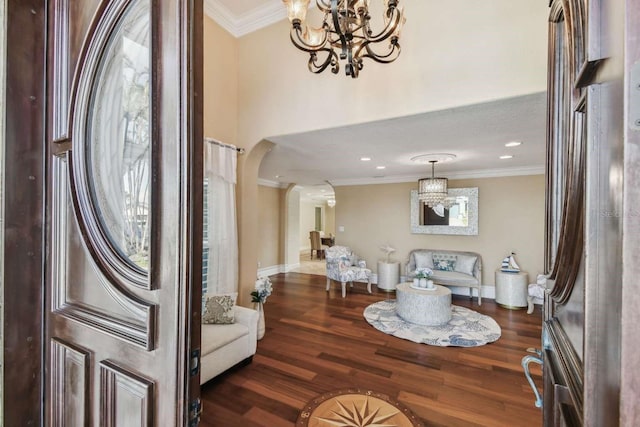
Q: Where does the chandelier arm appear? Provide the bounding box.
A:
[289,26,329,52]
[316,0,331,13]
[346,24,367,37]
[346,44,359,78]
[331,0,349,60]
[308,49,340,74]
[327,33,342,49]
[362,7,402,43]
[356,40,401,64]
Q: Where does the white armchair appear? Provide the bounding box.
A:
[325,245,372,298]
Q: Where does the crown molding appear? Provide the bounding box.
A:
[446,165,545,179]
[204,0,288,38]
[257,178,288,188]
[329,165,545,187]
[203,0,236,36]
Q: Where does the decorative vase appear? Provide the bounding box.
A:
[419,278,427,288]
[256,302,265,340]
[413,278,420,287]
[426,279,435,289]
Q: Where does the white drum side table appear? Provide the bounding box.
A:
[377,260,400,291]
[495,270,529,309]
[396,283,452,325]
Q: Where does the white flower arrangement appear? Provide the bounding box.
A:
[251,276,273,304]
[415,267,433,279]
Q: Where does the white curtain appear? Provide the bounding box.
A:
[204,138,238,295]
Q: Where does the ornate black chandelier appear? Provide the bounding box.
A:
[282,0,405,78]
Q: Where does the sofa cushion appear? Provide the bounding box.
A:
[202,293,237,324]
[201,322,250,357]
[431,270,479,286]
[433,253,456,271]
[413,251,434,269]
[454,254,477,275]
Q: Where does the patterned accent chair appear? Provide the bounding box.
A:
[325,245,372,298]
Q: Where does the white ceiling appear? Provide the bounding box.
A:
[260,93,546,187]
[204,1,548,201]
[216,0,270,16]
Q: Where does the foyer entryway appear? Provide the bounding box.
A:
[291,250,326,275]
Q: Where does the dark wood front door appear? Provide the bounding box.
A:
[43,0,202,424]
[543,0,635,425]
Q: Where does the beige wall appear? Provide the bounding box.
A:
[334,175,545,285]
[284,186,300,269]
[203,16,238,144]
[257,185,282,269]
[299,199,317,249]
[325,204,335,236]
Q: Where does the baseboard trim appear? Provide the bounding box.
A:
[257,263,306,276]
[255,268,540,304]
[257,265,284,277]
[284,263,300,273]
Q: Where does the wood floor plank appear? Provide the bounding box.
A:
[252,353,318,381]
[200,272,544,426]
[244,406,297,427]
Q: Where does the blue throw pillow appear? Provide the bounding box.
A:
[433,254,457,272]
[434,259,455,271]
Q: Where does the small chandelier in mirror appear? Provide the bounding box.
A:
[418,161,449,208]
[282,0,405,78]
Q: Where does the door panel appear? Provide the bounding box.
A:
[52,155,155,350]
[544,0,625,425]
[99,360,154,426]
[45,0,202,425]
[50,339,91,426]
[543,0,588,424]
[51,0,102,142]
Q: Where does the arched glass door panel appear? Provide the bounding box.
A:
[87,0,151,272]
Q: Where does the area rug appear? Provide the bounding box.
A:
[363,300,501,347]
[296,388,424,427]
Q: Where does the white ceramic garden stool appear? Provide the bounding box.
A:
[495,270,529,309]
[395,282,452,326]
[377,260,400,291]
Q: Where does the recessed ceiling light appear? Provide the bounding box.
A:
[505,141,522,147]
[320,189,326,192]
[360,157,371,161]
[275,175,281,178]
[376,166,386,170]
[500,155,514,159]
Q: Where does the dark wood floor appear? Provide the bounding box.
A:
[200,272,543,427]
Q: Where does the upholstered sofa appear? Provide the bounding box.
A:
[200,305,259,384]
[406,249,483,305]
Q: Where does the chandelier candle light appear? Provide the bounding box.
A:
[282,0,405,78]
[418,160,449,208]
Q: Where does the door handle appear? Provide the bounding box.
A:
[522,349,543,408]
